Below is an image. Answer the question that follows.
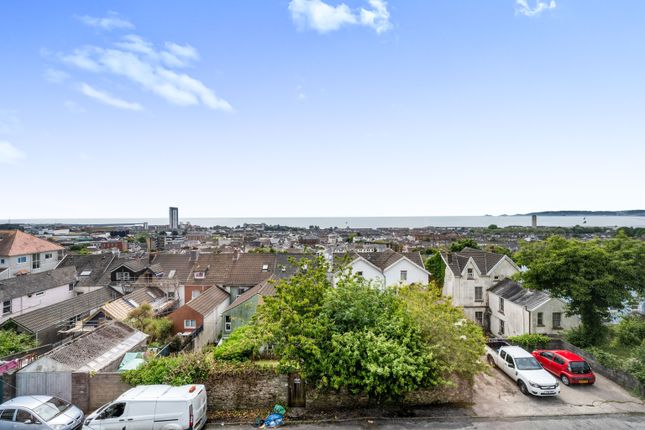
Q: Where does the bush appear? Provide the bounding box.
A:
[566,325,608,349]
[586,347,625,371]
[122,352,212,386]
[625,344,645,384]
[613,315,645,348]
[508,334,551,352]
[0,330,37,357]
[213,325,262,362]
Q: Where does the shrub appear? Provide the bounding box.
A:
[565,325,608,348]
[508,334,551,352]
[122,352,212,386]
[213,325,262,362]
[613,315,645,348]
[625,344,645,384]
[586,347,625,371]
[0,330,37,357]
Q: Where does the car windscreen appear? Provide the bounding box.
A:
[570,361,592,374]
[515,357,543,370]
[33,397,71,421]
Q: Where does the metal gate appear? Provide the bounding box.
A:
[16,372,72,402]
[288,373,306,407]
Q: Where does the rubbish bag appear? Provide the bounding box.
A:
[263,413,284,428]
[272,405,286,415]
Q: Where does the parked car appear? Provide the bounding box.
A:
[84,384,207,430]
[0,396,84,430]
[486,340,560,396]
[532,349,596,386]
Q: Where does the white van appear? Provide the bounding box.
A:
[84,385,207,430]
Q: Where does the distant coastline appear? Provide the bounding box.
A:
[513,210,645,217]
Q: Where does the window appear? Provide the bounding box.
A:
[99,403,125,419]
[505,354,514,367]
[494,276,499,280]
[467,268,474,279]
[80,270,92,276]
[68,283,74,291]
[553,355,565,365]
[15,410,37,424]
[32,253,40,269]
[0,259,4,265]
[115,272,131,281]
[474,286,483,302]
[537,312,544,326]
[499,297,505,314]
[184,320,197,329]
[191,290,201,300]
[540,351,554,361]
[57,250,63,260]
[356,271,363,277]
[44,253,53,260]
[225,315,232,332]
[0,409,15,421]
[17,256,27,264]
[499,320,505,335]
[400,270,407,281]
[475,311,483,325]
[261,264,269,272]
[2,300,11,315]
[236,287,249,299]
[193,272,205,279]
[552,312,562,329]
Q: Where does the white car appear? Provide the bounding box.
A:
[486,340,561,397]
[84,385,207,430]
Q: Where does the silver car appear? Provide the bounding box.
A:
[0,396,84,430]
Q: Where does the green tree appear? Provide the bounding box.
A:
[399,285,485,381]
[424,249,445,287]
[127,304,172,343]
[0,330,37,357]
[515,235,645,346]
[450,239,480,252]
[484,244,513,258]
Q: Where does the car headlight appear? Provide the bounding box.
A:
[51,425,67,430]
[555,382,560,387]
[528,381,539,388]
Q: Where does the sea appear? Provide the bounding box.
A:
[8,216,645,229]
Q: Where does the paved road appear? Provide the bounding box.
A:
[212,414,645,429]
[473,363,645,417]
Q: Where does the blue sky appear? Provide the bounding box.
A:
[1,1,644,219]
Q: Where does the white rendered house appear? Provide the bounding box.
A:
[0,230,65,279]
[337,249,431,287]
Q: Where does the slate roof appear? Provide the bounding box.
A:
[32,321,147,372]
[441,247,507,276]
[224,276,277,312]
[0,266,77,302]
[345,249,426,271]
[184,286,229,316]
[488,279,551,310]
[0,230,64,257]
[226,254,277,286]
[150,253,194,282]
[57,254,117,288]
[7,287,120,334]
[102,287,171,321]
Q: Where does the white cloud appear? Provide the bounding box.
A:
[61,34,231,111]
[0,141,25,164]
[76,12,134,30]
[288,0,392,34]
[515,0,557,17]
[44,68,70,84]
[79,83,144,111]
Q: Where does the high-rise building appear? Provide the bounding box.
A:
[531,214,538,227]
[169,207,179,230]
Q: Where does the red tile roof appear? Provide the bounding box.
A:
[0,230,64,257]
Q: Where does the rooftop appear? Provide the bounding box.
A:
[0,230,64,257]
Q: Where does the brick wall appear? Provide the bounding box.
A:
[72,373,90,412]
[88,373,132,411]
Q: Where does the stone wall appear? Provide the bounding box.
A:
[205,369,288,411]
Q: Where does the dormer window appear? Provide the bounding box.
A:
[194,272,205,279]
[262,264,269,272]
[467,268,474,279]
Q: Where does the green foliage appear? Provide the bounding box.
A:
[399,285,486,381]
[625,344,645,384]
[515,235,645,346]
[449,239,480,252]
[213,325,263,362]
[424,249,445,287]
[484,244,513,258]
[0,330,37,357]
[255,256,448,400]
[487,224,498,230]
[127,304,173,343]
[508,334,551,352]
[586,347,625,371]
[122,352,213,386]
[565,325,607,349]
[612,315,645,348]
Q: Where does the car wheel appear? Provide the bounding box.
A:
[560,375,570,386]
[487,355,496,367]
[518,381,529,395]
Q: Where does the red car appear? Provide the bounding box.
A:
[532,349,596,386]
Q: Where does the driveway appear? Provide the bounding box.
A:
[472,363,645,417]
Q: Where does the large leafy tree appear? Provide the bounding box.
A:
[424,249,445,287]
[449,238,480,252]
[515,235,645,346]
[0,330,37,357]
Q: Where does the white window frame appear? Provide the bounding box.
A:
[17,256,27,264]
[400,270,407,281]
[474,286,483,302]
[184,319,197,329]
[225,315,232,332]
[499,320,505,335]
[537,312,544,326]
[2,300,11,315]
[467,268,474,279]
[45,253,53,259]
[191,290,201,300]
[499,297,505,314]
[475,311,483,325]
